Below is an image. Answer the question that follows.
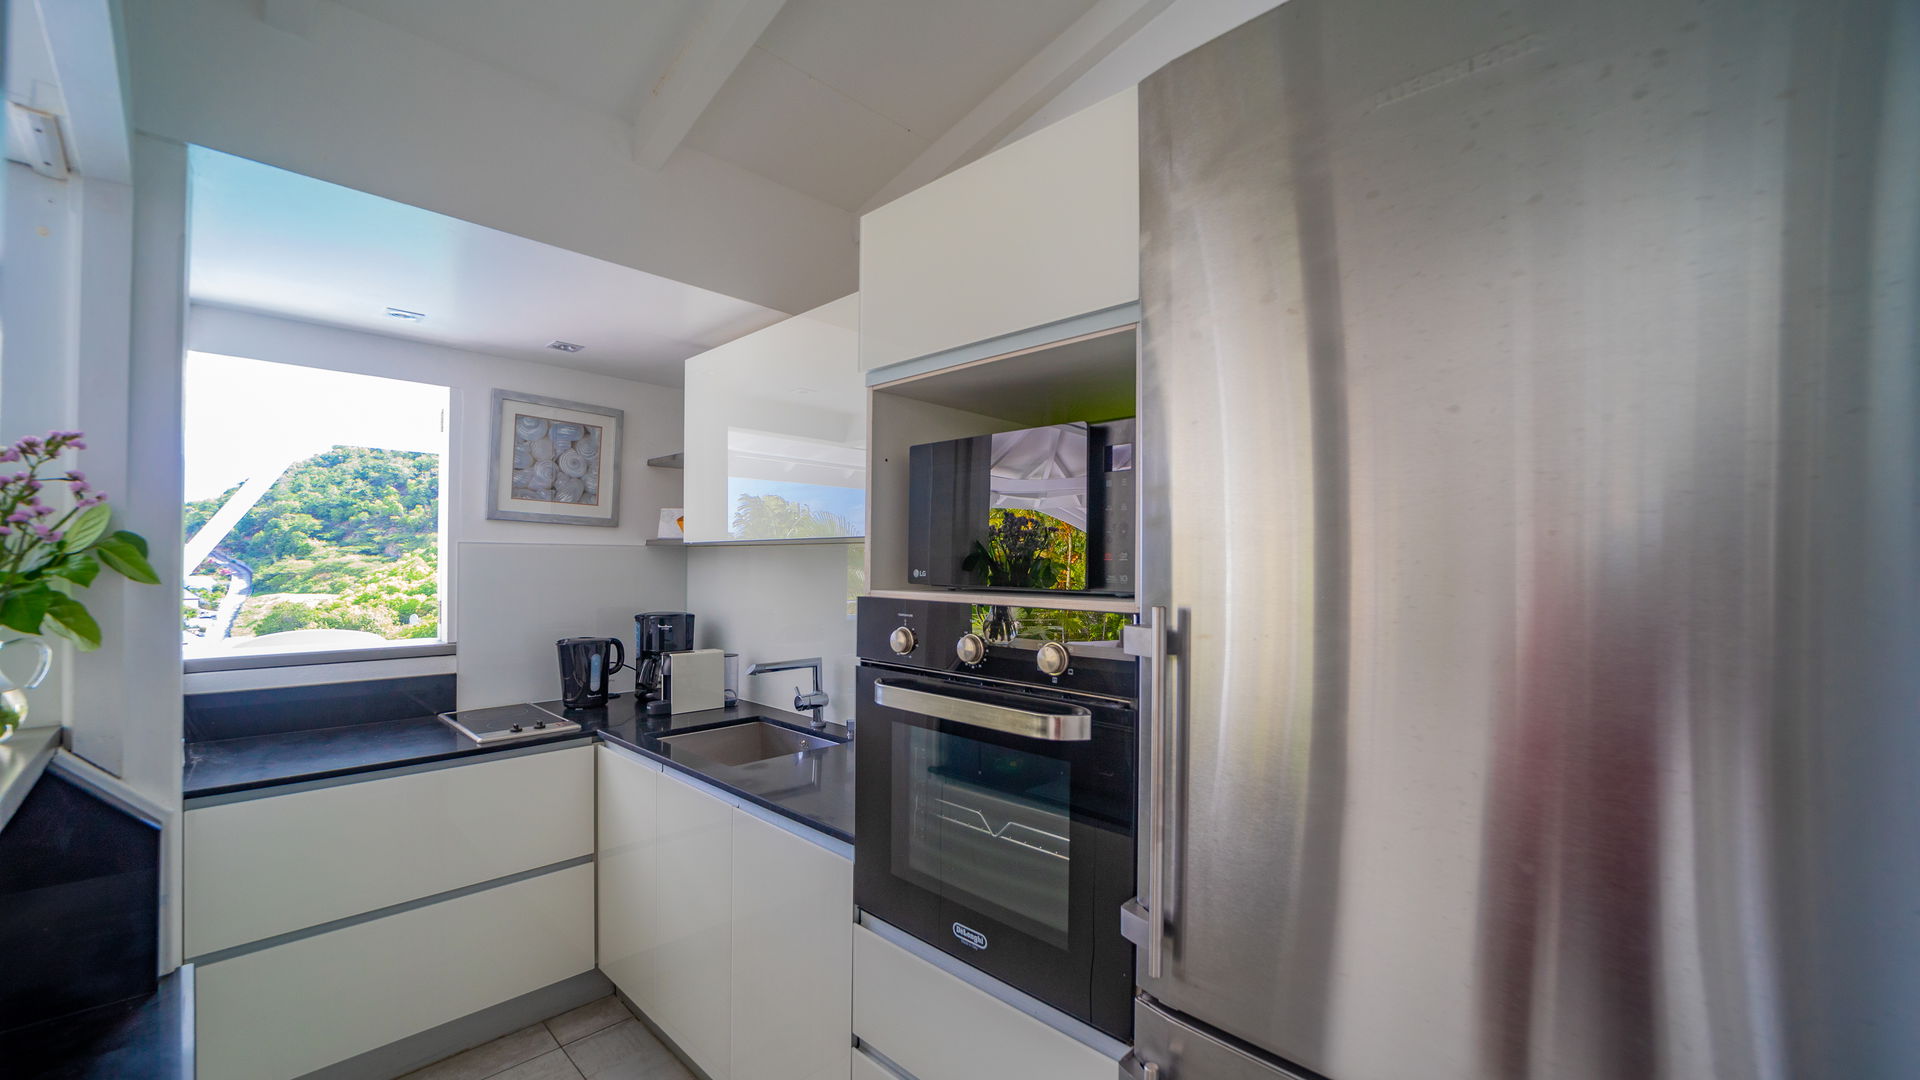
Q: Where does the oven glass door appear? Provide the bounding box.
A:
[855,665,1135,1032]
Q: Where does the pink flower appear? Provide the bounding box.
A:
[67,440,86,450]
[71,481,89,495]
[34,504,53,517]
[65,470,85,482]
[5,512,27,524]
[0,526,10,536]
[0,449,17,463]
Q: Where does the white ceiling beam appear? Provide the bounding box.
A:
[33,0,132,183]
[859,0,1172,215]
[631,0,790,171]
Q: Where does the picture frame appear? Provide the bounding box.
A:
[486,389,624,526]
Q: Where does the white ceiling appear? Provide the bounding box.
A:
[187,147,785,386]
[183,0,1157,376]
[323,0,1103,212]
[329,0,709,117]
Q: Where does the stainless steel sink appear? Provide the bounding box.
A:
[655,720,842,766]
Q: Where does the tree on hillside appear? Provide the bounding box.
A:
[731,493,848,539]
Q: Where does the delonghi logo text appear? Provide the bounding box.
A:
[952,922,988,950]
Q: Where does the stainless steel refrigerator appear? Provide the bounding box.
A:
[1123,0,1918,1077]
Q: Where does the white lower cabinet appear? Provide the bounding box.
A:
[853,924,1119,1080]
[186,745,594,956]
[653,763,737,1077]
[852,1046,906,1079]
[596,745,854,1080]
[596,742,662,1013]
[196,864,595,1080]
[731,812,854,1080]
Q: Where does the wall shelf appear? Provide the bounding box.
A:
[865,588,1138,615]
[646,452,684,469]
[645,538,685,546]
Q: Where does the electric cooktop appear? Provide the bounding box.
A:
[437,702,580,746]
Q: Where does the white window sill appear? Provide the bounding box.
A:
[182,644,457,694]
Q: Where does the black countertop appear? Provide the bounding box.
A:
[182,714,591,800]
[11,966,192,1080]
[183,698,854,843]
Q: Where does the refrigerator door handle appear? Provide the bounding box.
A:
[1123,605,1176,978]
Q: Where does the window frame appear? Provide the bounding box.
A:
[179,352,455,674]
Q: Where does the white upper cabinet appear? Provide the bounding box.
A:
[859,87,1139,374]
[683,294,866,543]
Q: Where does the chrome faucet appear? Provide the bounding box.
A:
[746,657,829,727]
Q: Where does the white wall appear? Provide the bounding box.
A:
[1003,0,1286,145]
[189,306,684,548]
[187,306,690,707]
[455,542,686,710]
[124,0,854,317]
[685,543,862,728]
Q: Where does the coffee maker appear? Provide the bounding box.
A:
[556,636,625,709]
[634,611,695,713]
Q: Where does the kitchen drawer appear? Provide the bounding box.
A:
[852,1045,907,1079]
[195,863,594,1080]
[185,744,592,956]
[853,924,1118,1080]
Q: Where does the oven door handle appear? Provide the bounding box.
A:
[873,678,1093,741]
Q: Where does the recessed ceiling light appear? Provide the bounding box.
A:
[547,340,585,353]
[386,307,426,322]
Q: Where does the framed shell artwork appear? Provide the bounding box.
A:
[487,390,623,526]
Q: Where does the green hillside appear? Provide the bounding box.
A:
[185,446,441,641]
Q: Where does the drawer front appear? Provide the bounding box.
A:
[853,1046,907,1080]
[852,925,1118,1080]
[195,863,594,1080]
[186,745,592,956]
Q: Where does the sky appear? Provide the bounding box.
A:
[182,351,449,502]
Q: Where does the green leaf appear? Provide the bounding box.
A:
[112,529,150,558]
[44,593,101,650]
[0,587,54,635]
[63,504,112,550]
[96,533,161,585]
[49,553,102,588]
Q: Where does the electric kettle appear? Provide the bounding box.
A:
[556,636,625,709]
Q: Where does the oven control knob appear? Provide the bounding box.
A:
[1036,641,1071,676]
[955,633,987,665]
[888,626,918,656]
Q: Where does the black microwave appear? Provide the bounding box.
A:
[906,420,1134,596]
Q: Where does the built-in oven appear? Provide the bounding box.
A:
[854,596,1137,1040]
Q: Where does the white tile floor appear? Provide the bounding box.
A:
[400,996,695,1080]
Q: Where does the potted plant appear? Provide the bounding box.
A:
[0,431,159,740]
